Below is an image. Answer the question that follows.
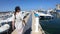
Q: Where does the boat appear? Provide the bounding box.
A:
[35,11,54,20]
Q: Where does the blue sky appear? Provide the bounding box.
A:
[0,0,60,11]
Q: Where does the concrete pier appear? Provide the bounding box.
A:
[31,12,45,34]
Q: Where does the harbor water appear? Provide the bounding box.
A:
[40,13,60,34]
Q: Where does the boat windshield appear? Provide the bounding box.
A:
[38,11,47,14]
[0,14,12,20]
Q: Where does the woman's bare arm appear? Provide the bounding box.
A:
[22,19,26,26]
[12,20,15,30]
[11,14,15,30]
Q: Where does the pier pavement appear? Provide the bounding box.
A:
[31,12,45,34]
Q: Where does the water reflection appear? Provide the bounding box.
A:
[40,13,60,34]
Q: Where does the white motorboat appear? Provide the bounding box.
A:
[35,11,54,20]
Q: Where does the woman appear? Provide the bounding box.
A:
[12,6,26,34]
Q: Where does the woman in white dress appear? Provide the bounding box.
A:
[12,6,25,34]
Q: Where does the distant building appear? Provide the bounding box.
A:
[56,4,60,12]
[47,9,53,14]
[0,11,13,16]
[56,4,60,14]
[56,4,60,10]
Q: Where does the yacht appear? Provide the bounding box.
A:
[35,11,54,20]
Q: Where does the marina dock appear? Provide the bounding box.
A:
[31,12,45,34]
[11,12,45,34]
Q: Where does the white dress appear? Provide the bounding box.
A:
[12,12,24,34]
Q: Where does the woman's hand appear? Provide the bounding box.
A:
[22,19,26,26]
[12,26,14,31]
